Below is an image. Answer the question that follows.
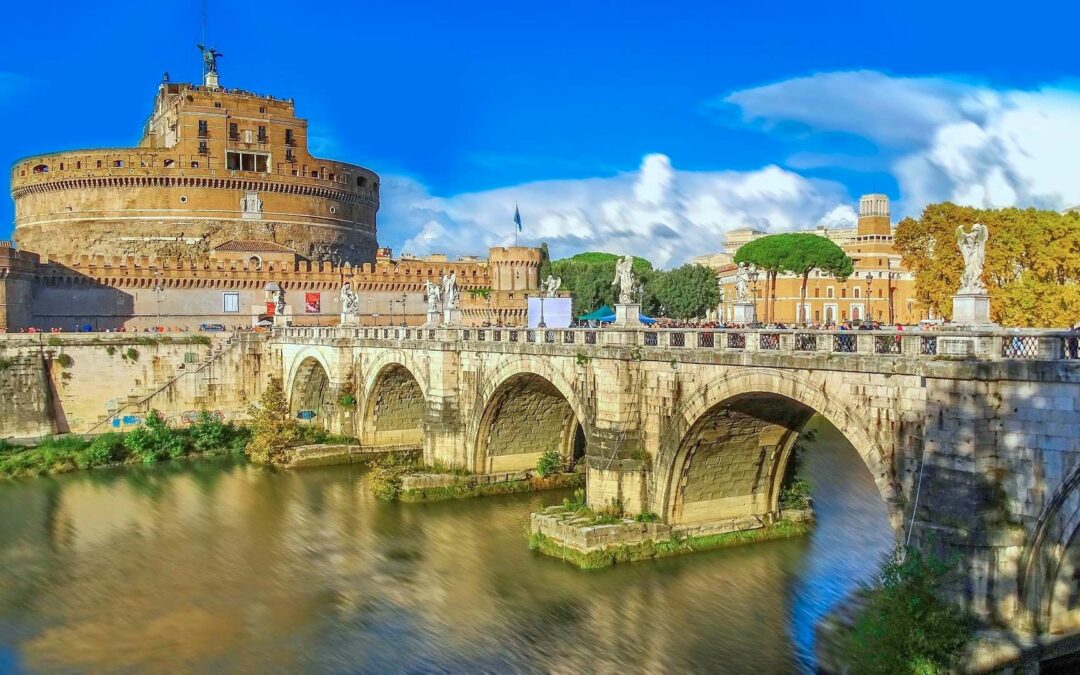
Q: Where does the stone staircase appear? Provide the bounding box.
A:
[87,335,239,433]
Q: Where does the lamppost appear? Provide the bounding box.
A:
[887,260,898,326]
[401,293,408,326]
[387,300,393,327]
[864,271,873,324]
[537,292,546,329]
[153,271,165,329]
[748,268,760,325]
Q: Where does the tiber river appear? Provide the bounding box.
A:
[0,417,893,674]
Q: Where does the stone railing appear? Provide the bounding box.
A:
[274,326,1080,362]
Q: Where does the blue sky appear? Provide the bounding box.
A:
[3,1,1080,266]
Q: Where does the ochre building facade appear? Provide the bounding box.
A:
[715,194,926,325]
[12,72,379,265]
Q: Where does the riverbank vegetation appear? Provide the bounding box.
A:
[0,410,249,479]
[841,547,972,674]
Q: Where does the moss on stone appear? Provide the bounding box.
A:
[529,518,813,570]
[399,471,584,503]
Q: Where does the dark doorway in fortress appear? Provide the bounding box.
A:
[572,423,587,462]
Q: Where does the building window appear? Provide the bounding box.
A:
[827,287,834,299]
[76,161,82,169]
[113,160,124,167]
[198,142,208,155]
[285,149,295,162]
[59,163,64,170]
[163,158,175,168]
[223,292,240,313]
[180,195,188,203]
[258,125,267,143]
[328,173,335,181]
[284,129,295,146]
[854,287,861,299]
[190,160,199,168]
[330,206,337,214]
[259,106,266,113]
[229,122,239,141]
[32,164,48,173]
[198,120,208,138]
[214,102,222,108]
[813,287,820,298]
[357,176,367,187]
[96,160,102,168]
[226,150,269,172]
[878,289,883,298]
[247,256,262,269]
[841,288,847,299]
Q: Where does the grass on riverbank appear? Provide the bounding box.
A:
[0,411,250,479]
[399,472,584,503]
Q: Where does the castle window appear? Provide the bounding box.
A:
[96,160,102,168]
[285,148,295,162]
[229,123,239,141]
[373,182,379,192]
[59,163,64,170]
[190,160,199,168]
[284,129,295,146]
[258,106,266,113]
[163,159,175,168]
[179,195,188,203]
[330,206,337,214]
[198,120,208,138]
[328,173,335,181]
[311,171,319,178]
[223,292,240,313]
[854,287,861,299]
[227,150,269,172]
[247,257,262,269]
[198,142,208,155]
[214,102,222,108]
[357,176,367,187]
[113,160,124,167]
[32,164,48,173]
[76,161,81,169]
[258,125,267,143]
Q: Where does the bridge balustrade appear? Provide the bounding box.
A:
[272,325,1079,362]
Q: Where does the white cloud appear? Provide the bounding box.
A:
[381,155,853,268]
[725,71,1080,213]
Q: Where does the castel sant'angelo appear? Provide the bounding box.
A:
[0,51,542,330]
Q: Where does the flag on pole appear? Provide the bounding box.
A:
[514,204,522,232]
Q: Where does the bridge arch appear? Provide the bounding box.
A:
[360,360,426,447]
[1018,463,1080,633]
[654,369,902,533]
[288,355,334,428]
[468,357,591,474]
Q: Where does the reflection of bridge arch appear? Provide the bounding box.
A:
[1019,463,1080,633]
[655,369,902,532]
[468,358,591,474]
[289,356,333,428]
[361,362,426,447]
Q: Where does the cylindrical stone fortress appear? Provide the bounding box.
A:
[11,75,379,265]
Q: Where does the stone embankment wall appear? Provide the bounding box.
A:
[0,333,269,439]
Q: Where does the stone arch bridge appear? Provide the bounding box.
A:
[273,324,1080,635]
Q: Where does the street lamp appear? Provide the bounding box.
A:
[747,268,760,325]
[153,271,165,330]
[401,293,408,326]
[864,272,874,324]
[887,260,898,326]
[387,300,393,327]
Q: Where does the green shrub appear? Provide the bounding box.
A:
[124,347,139,361]
[46,336,63,346]
[562,488,586,510]
[76,434,124,469]
[369,454,413,500]
[843,548,972,674]
[0,357,14,370]
[190,411,226,453]
[123,427,160,463]
[779,477,812,511]
[105,345,117,356]
[536,449,564,477]
[56,353,74,368]
[634,512,661,523]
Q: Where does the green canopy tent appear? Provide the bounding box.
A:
[577,305,614,321]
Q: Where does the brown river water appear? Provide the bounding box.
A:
[0,417,893,674]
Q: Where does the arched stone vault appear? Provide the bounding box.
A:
[361,363,425,447]
[653,368,903,535]
[465,356,593,474]
[1019,460,1080,633]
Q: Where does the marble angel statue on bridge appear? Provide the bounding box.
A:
[425,279,442,313]
[956,223,989,294]
[339,282,359,316]
[612,255,637,304]
[543,275,562,297]
[441,272,459,309]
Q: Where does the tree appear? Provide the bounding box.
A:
[550,252,655,316]
[245,378,298,464]
[733,234,796,323]
[652,263,721,320]
[776,233,854,325]
[895,203,1080,326]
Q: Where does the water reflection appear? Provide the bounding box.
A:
[0,416,892,673]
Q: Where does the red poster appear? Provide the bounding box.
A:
[305,292,320,314]
[266,301,276,317]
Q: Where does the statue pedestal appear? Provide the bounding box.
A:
[425,310,441,326]
[443,308,462,326]
[732,301,757,325]
[339,313,359,326]
[950,293,993,328]
[614,304,639,326]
